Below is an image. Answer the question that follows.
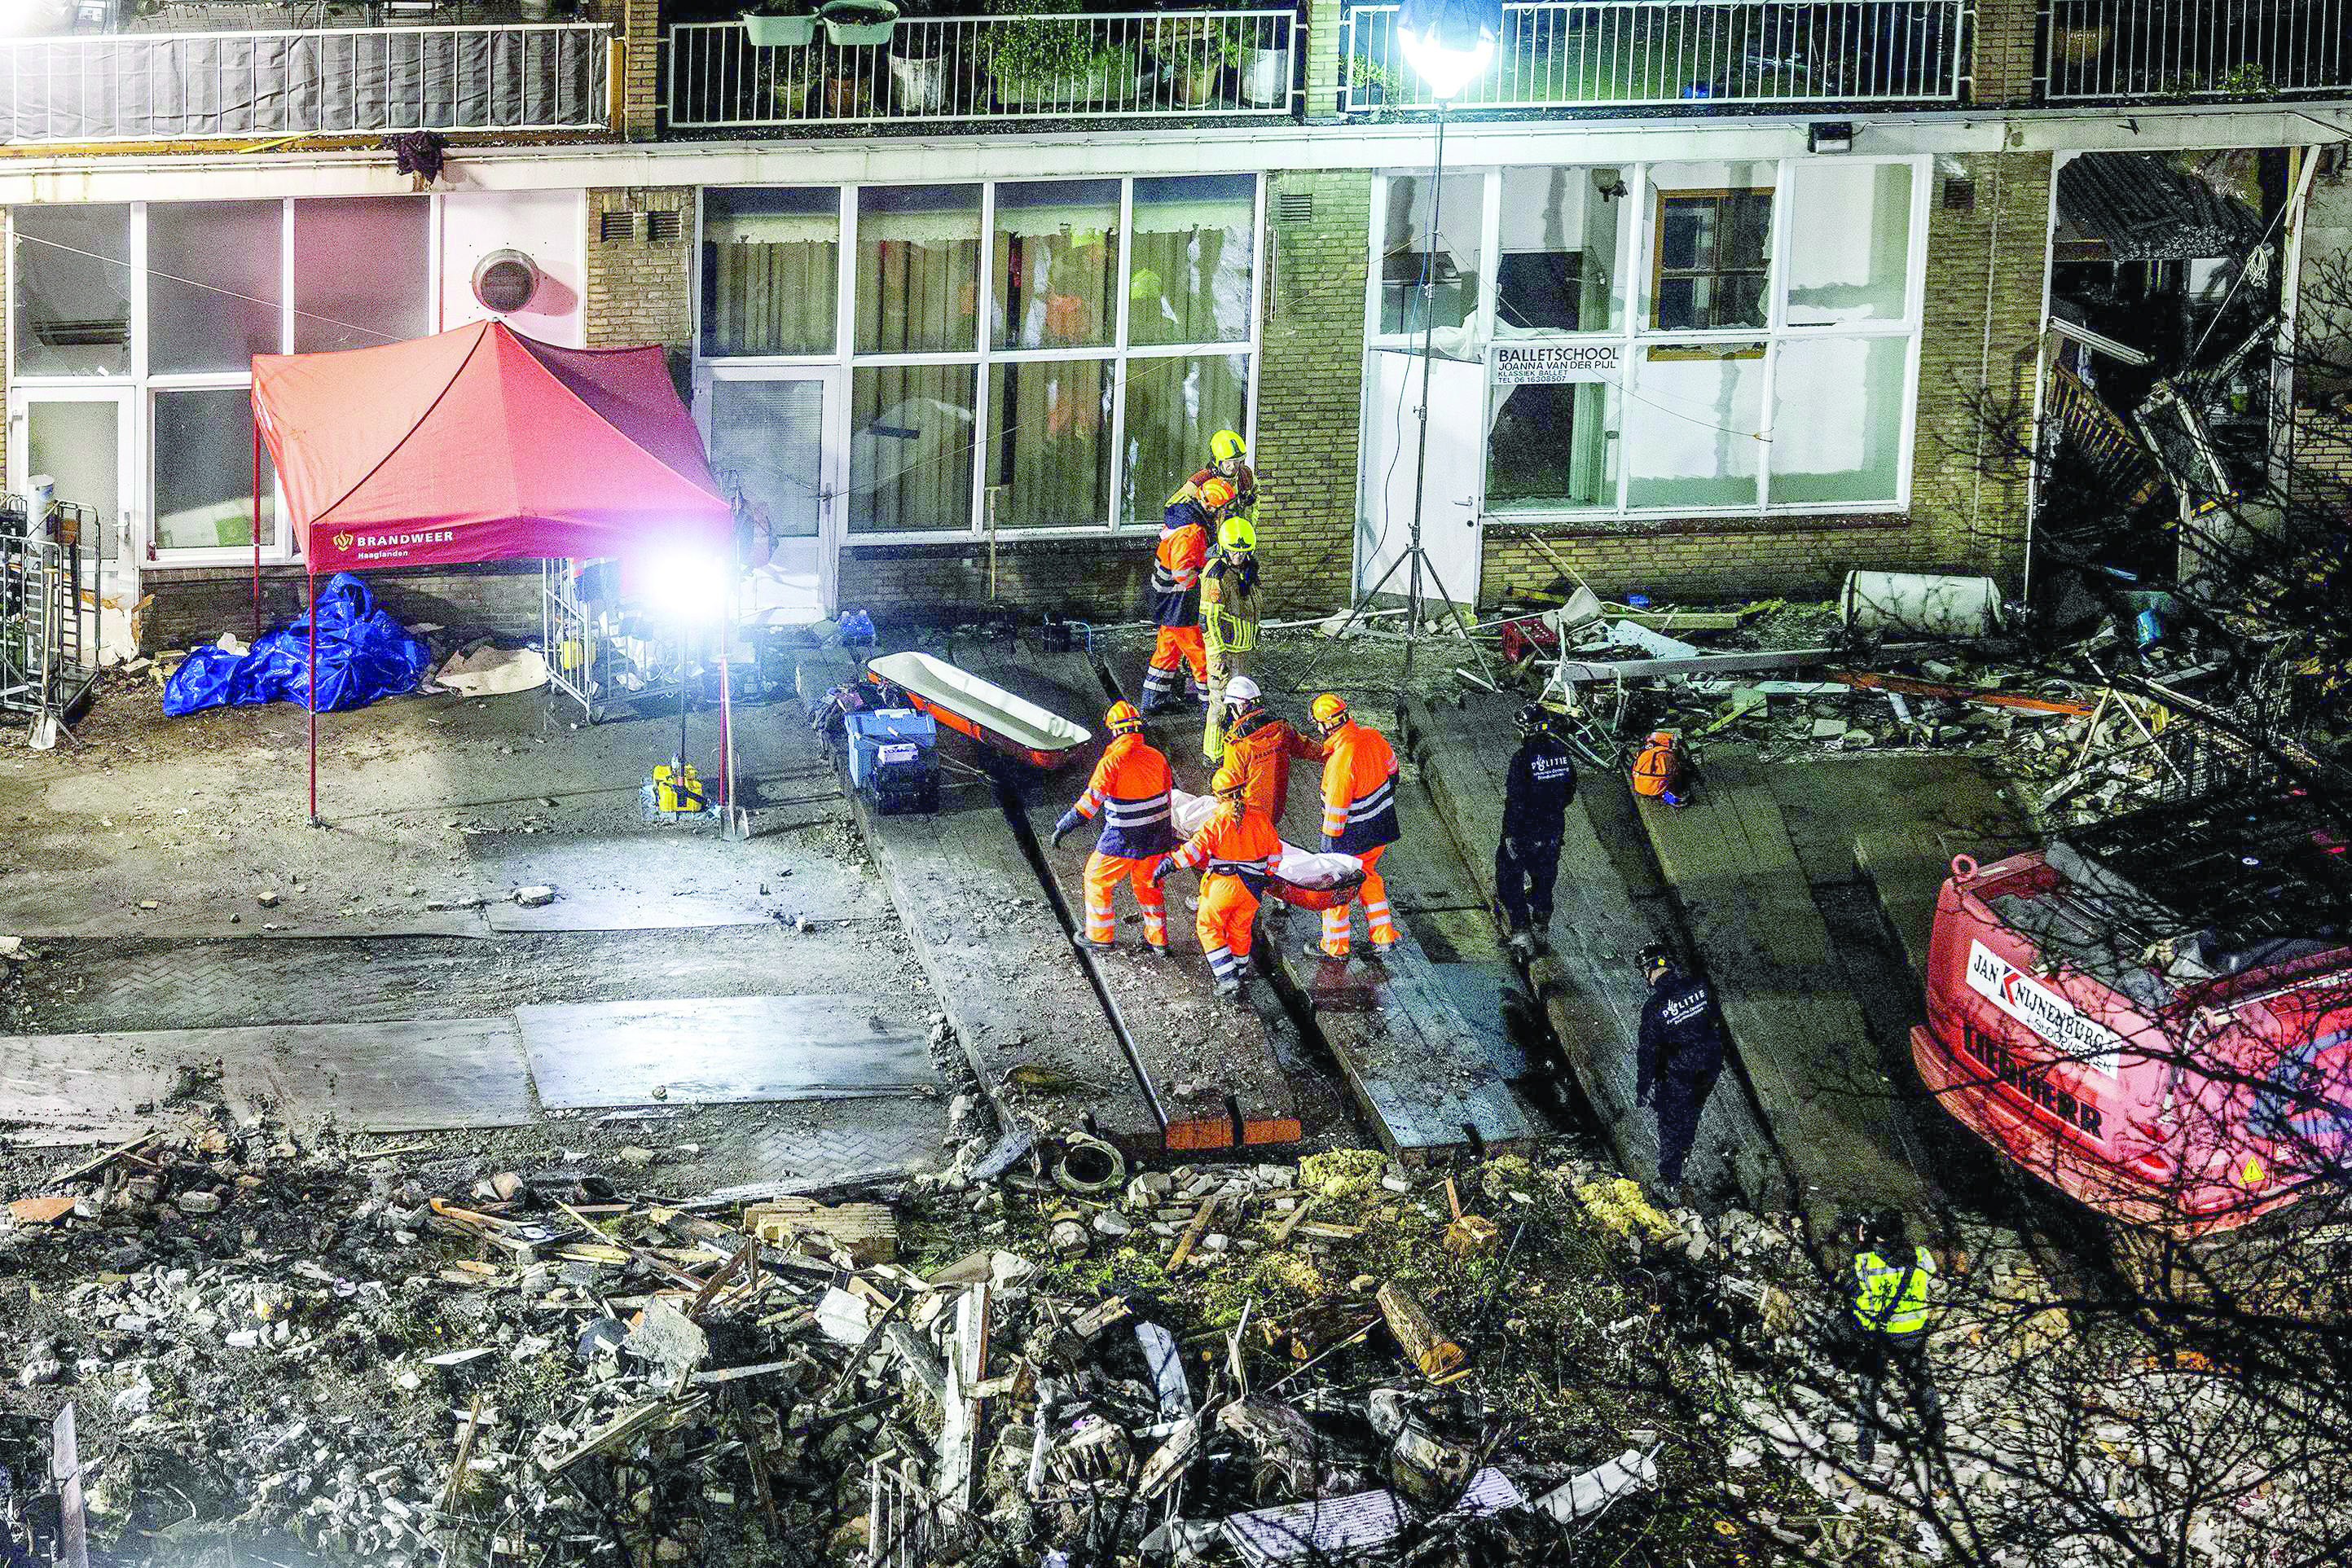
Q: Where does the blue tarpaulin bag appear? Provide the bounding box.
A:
[163,573,434,718]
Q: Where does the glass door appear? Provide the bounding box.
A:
[701,367,839,622]
[8,389,135,654]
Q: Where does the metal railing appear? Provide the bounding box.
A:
[0,23,609,142]
[2042,0,2351,100]
[2,507,98,738]
[668,9,1295,130]
[1342,0,1966,111]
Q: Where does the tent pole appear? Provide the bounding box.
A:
[307,569,320,827]
[252,422,263,643]
[718,589,736,837]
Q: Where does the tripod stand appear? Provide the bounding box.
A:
[1327,103,1494,687]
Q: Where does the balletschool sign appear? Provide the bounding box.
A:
[1492,343,1624,385]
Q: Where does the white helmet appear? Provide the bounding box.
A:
[1224,676,1262,705]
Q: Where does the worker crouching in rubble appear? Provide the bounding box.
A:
[1141,477,1235,714]
[1052,701,1173,955]
[1154,767,1282,1002]
[1634,942,1728,1203]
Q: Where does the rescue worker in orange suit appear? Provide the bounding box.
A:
[1165,429,1257,521]
[1154,767,1283,1002]
[1308,693,1401,961]
[1141,477,1233,713]
[1218,676,1326,827]
[1051,701,1172,955]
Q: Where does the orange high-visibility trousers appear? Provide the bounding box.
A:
[1197,874,1263,982]
[1143,626,1208,704]
[1083,851,1168,949]
[1318,844,1399,956]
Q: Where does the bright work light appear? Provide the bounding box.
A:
[638,549,725,625]
[1396,0,1500,100]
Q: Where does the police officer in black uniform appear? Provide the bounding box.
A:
[1635,942,1729,1201]
[1497,705,1577,961]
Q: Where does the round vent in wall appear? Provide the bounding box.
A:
[472,248,541,314]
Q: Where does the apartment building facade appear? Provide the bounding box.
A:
[0,0,2343,646]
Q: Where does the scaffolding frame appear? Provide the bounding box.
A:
[1,498,99,736]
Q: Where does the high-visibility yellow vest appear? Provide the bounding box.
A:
[1852,1246,1936,1337]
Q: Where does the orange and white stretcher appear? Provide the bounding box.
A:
[864,650,1092,770]
[1168,788,1366,912]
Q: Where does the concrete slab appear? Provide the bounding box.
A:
[1406,695,1774,1201]
[0,1018,534,1140]
[516,994,935,1109]
[485,890,780,933]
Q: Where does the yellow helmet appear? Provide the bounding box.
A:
[1218,516,1256,554]
[1311,693,1349,732]
[1212,766,1246,797]
[1210,429,1247,463]
[1106,701,1143,736]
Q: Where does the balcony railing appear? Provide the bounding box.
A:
[667,10,1295,130]
[1342,0,1965,111]
[2042,0,2351,100]
[0,24,609,143]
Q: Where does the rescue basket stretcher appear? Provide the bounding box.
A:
[864,650,1092,770]
[1171,789,1366,913]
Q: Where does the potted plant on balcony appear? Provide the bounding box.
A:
[984,0,1141,108]
[821,0,899,46]
[743,0,820,48]
[1163,23,1238,108]
[1237,29,1288,108]
[1347,51,1400,111]
[887,0,953,112]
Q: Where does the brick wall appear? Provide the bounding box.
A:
[582,0,662,138]
[1304,0,1346,119]
[837,535,1158,622]
[584,187,696,354]
[1968,0,2040,104]
[1480,516,1934,604]
[138,563,542,654]
[1255,169,1373,618]
[1910,148,2053,588]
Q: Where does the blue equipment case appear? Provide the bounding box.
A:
[846,708,940,814]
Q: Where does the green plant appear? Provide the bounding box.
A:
[1348,50,1404,105]
[2216,61,2275,97]
[983,0,1128,93]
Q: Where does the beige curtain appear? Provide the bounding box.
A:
[851,363,976,534]
[992,229,1118,349]
[856,235,981,354]
[1119,353,1248,525]
[1127,223,1250,346]
[991,360,1110,529]
[707,239,838,357]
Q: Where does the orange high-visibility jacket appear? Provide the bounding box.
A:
[1151,503,1211,627]
[1171,805,1283,895]
[1223,709,1325,825]
[1319,722,1401,854]
[1066,732,1175,858]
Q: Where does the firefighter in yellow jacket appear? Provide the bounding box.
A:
[1308,693,1401,960]
[1200,516,1261,766]
[1154,766,1283,1002]
[1051,701,1173,955]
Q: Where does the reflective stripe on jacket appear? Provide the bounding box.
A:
[1068,732,1175,858]
[1151,504,1210,627]
[1319,722,1401,854]
[1852,1245,1936,1337]
[1171,806,1283,897]
[1202,553,1260,654]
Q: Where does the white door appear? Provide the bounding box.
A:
[8,389,136,655]
[1358,347,1486,609]
[700,367,840,623]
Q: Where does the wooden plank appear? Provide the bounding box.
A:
[1404,695,1775,1202]
[807,651,1161,1158]
[1258,706,1545,1166]
[514,995,935,1110]
[956,636,1313,1152]
[1633,755,1934,1229]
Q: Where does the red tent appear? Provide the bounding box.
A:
[248,320,736,820]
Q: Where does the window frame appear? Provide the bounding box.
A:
[7,195,442,569]
[695,175,1264,543]
[1648,187,1774,334]
[1365,156,1930,525]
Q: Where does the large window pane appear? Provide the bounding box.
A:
[1378,169,1479,337]
[1119,352,1249,526]
[1497,168,1626,333]
[855,186,981,355]
[292,198,430,354]
[703,187,840,358]
[712,379,825,540]
[1784,164,1913,326]
[149,202,283,374]
[993,180,1119,351]
[1488,380,1620,511]
[1769,337,1907,505]
[13,205,131,376]
[988,360,1110,529]
[1625,346,1765,509]
[1130,174,1254,347]
[850,363,976,533]
[23,401,121,560]
[154,388,276,550]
